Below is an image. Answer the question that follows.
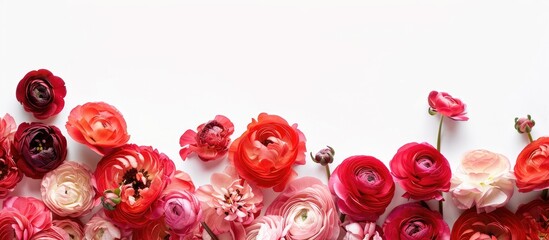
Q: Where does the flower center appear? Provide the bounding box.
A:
[121,168,151,200]
[357,168,379,185]
[199,121,225,146]
[30,133,53,154]
[0,159,8,180]
[28,79,52,106]
[404,221,426,236]
[416,156,434,170]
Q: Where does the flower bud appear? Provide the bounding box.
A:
[515,115,535,134]
[311,146,335,166]
[101,188,121,210]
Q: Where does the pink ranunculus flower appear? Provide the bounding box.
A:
[1,196,53,239]
[0,114,23,198]
[41,161,97,218]
[329,155,395,221]
[152,188,202,236]
[245,215,286,240]
[0,209,33,239]
[84,213,122,240]
[382,202,450,240]
[53,219,84,240]
[343,221,383,240]
[31,226,70,240]
[266,177,340,240]
[196,166,263,235]
[450,149,515,213]
[428,90,468,121]
[0,113,16,143]
[179,115,234,161]
[203,222,246,240]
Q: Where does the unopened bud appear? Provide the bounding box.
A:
[515,115,535,134]
[101,188,121,210]
[311,146,335,166]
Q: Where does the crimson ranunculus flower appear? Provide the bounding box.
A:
[383,202,450,240]
[229,113,306,192]
[94,144,175,228]
[428,90,468,121]
[0,114,22,198]
[516,199,549,239]
[14,122,67,179]
[66,102,130,155]
[515,137,549,192]
[329,155,395,221]
[390,142,451,201]
[16,69,66,120]
[180,115,234,161]
[451,207,526,240]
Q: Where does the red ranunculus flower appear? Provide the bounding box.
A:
[0,114,22,198]
[451,207,526,240]
[329,155,395,221]
[94,144,175,228]
[516,199,549,239]
[428,90,468,121]
[515,137,549,192]
[383,202,450,240]
[14,122,67,179]
[179,115,234,161]
[16,69,66,120]
[66,102,130,155]
[229,113,306,192]
[390,142,451,201]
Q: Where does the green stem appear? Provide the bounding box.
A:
[543,189,548,201]
[527,132,534,143]
[436,116,444,151]
[201,222,219,240]
[325,164,331,182]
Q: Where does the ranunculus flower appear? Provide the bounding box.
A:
[329,155,395,221]
[16,69,66,120]
[31,226,70,240]
[196,166,263,235]
[229,113,306,192]
[390,142,451,201]
[428,90,468,121]
[94,144,175,228]
[266,177,340,240]
[0,209,33,239]
[450,149,515,213]
[84,214,122,240]
[132,218,170,240]
[516,199,549,239]
[179,115,234,161]
[41,161,97,218]
[1,196,53,239]
[53,219,84,240]
[515,137,549,192]
[452,207,526,240]
[343,221,383,240]
[382,202,450,240]
[203,222,246,240]
[65,102,130,155]
[14,122,67,179]
[0,114,22,198]
[245,215,286,240]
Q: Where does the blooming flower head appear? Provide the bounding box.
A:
[229,113,306,192]
[515,137,549,192]
[428,90,468,121]
[84,213,122,240]
[94,144,175,228]
[66,102,130,155]
[16,69,67,120]
[196,166,263,234]
[390,142,451,201]
[245,215,286,240]
[41,161,97,218]
[266,177,340,240]
[329,155,395,221]
[450,149,515,213]
[53,219,84,240]
[0,114,22,198]
[516,199,549,240]
[180,115,234,161]
[383,202,449,240]
[1,196,53,240]
[343,221,383,240]
[452,207,525,240]
[14,122,67,179]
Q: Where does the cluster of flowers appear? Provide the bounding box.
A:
[1,69,548,239]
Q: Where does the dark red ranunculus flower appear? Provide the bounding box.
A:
[390,142,451,201]
[451,207,526,240]
[14,122,67,179]
[16,69,67,120]
[383,202,450,240]
[516,199,549,240]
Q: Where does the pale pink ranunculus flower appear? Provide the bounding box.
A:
[266,177,340,240]
[196,166,263,235]
[343,222,383,240]
[53,219,84,240]
[450,149,515,213]
[245,215,286,240]
[41,161,97,218]
[84,214,122,240]
[2,196,53,239]
[202,222,246,240]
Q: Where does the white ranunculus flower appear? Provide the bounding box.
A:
[41,161,96,217]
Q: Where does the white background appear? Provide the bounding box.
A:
[1,0,549,232]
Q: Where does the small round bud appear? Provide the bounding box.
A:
[311,146,335,166]
[515,115,535,134]
[101,188,121,211]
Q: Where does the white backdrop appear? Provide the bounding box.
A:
[1,0,549,231]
